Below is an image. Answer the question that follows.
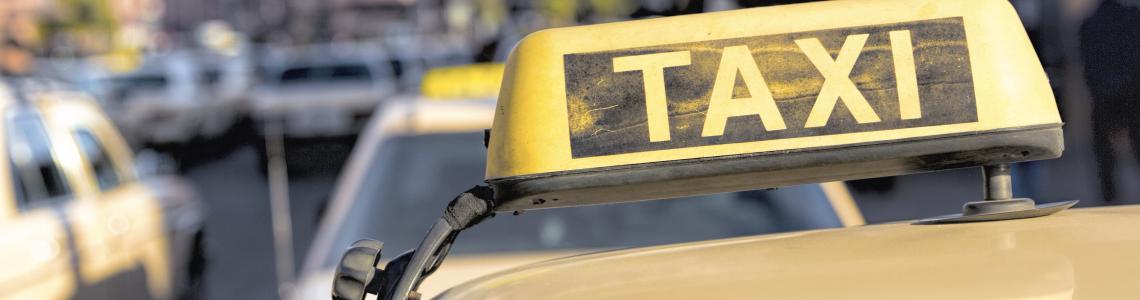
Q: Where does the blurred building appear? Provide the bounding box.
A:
[160,0,425,45]
[156,0,722,48]
[1,0,164,74]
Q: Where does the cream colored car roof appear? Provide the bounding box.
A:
[440,205,1140,300]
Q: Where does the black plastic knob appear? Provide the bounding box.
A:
[331,239,384,300]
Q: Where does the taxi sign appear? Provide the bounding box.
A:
[485,0,1062,211]
[421,63,505,99]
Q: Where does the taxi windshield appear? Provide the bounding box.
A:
[321,131,842,268]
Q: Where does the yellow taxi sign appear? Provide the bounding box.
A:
[485,0,1062,211]
[421,63,505,99]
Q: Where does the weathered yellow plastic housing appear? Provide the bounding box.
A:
[485,0,1062,211]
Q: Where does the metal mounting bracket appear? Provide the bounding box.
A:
[916,164,1078,224]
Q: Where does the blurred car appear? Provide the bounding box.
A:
[383,34,475,92]
[296,99,863,299]
[33,58,113,107]
[197,50,257,141]
[101,50,251,146]
[418,63,505,100]
[0,79,207,300]
[250,43,397,138]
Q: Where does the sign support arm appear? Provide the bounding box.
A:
[331,186,497,300]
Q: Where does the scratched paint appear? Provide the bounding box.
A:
[563,17,976,158]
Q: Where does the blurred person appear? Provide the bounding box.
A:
[0,38,33,76]
[1011,0,1070,199]
[1,14,38,77]
[1079,0,1140,201]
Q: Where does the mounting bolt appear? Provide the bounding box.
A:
[983,164,1012,201]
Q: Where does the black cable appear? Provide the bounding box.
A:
[384,185,496,300]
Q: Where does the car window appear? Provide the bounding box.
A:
[202,69,222,85]
[329,65,371,80]
[321,131,840,268]
[388,59,404,78]
[278,67,311,82]
[117,75,167,90]
[110,74,167,102]
[7,111,71,210]
[277,64,373,84]
[10,160,28,211]
[72,129,121,191]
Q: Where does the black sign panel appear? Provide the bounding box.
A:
[564,17,976,158]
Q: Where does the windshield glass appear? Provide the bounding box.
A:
[321,131,842,268]
[115,74,167,90]
[277,64,373,84]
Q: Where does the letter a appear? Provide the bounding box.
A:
[701,45,786,137]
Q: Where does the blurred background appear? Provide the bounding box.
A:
[0,0,1137,299]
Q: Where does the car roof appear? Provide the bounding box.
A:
[439,205,1140,299]
[370,98,496,136]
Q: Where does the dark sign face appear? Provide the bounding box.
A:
[563,17,976,158]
